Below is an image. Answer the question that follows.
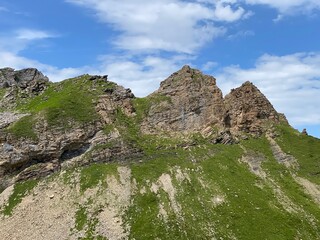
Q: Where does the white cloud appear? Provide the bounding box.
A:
[244,0,320,14]
[66,0,248,53]
[215,52,320,126]
[0,48,190,97]
[227,30,255,40]
[202,61,218,71]
[0,29,56,53]
[96,54,191,96]
[0,51,87,82]
[214,1,245,22]
[15,29,56,40]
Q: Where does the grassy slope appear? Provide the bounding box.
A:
[6,76,115,139]
[27,135,318,240]
[13,131,315,240]
[275,124,320,185]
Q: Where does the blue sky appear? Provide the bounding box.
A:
[0,0,320,138]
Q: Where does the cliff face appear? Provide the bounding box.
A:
[0,66,286,188]
[224,81,282,135]
[140,65,225,134]
[0,68,49,110]
[141,66,284,137]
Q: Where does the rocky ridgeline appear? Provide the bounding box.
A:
[142,65,284,137]
[0,66,287,189]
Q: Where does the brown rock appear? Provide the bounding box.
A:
[224,81,281,135]
[141,65,225,134]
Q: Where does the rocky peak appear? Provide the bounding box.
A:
[224,81,280,135]
[0,68,49,110]
[0,67,49,89]
[158,65,217,94]
[141,65,225,134]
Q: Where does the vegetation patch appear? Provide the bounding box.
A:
[80,163,117,192]
[0,88,6,100]
[2,180,38,216]
[16,76,116,128]
[6,115,38,140]
[133,93,171,123]
[73,204,106,240]
[275,124,320,184]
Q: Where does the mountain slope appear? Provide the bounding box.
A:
[0,66,319,240]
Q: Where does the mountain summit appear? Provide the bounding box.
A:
[0,66,319,240]
[142,65,284,136]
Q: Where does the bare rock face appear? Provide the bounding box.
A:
[141,65,225,134]
[97,85,135,124]
[0,68,49,110]
[224,81,280,135]
[0,67,49,90]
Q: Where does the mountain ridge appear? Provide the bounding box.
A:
[0,66,320,240]
[0,65,296,188]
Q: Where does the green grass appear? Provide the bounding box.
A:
[243,137,320,239]
[124,140,320,239]
[0,88,6,100]
[75,206,88,231]
[6,115,38,140]
[16,132,316,239]
[16,76,115,128]
[275,124,320,184]
[73,204,106,240]
[133,93,171,123]
[2,180,38,216]
[79,163,118,192]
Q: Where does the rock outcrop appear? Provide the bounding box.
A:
[0,68,49,110]
[141,65,225,134]
[0,67,48,90]
[141,66,283,137]
[224,81,281,135]
[0,66,288,189]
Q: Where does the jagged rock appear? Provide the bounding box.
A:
[16,161,60,182]
[0,67,49,90]
[0,112,30,129]
[140,66,283,138]
[141,65,225,134]
[212,130,237,145]
[224,81,281,135]
[0,68,49,110]
[96,85,135,124]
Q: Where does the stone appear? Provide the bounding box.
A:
[0,68,49,110]
[141,65,225,134]
[0,68,49,89]
[224,81,281,135]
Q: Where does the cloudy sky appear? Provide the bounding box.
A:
[0,0,319,137]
